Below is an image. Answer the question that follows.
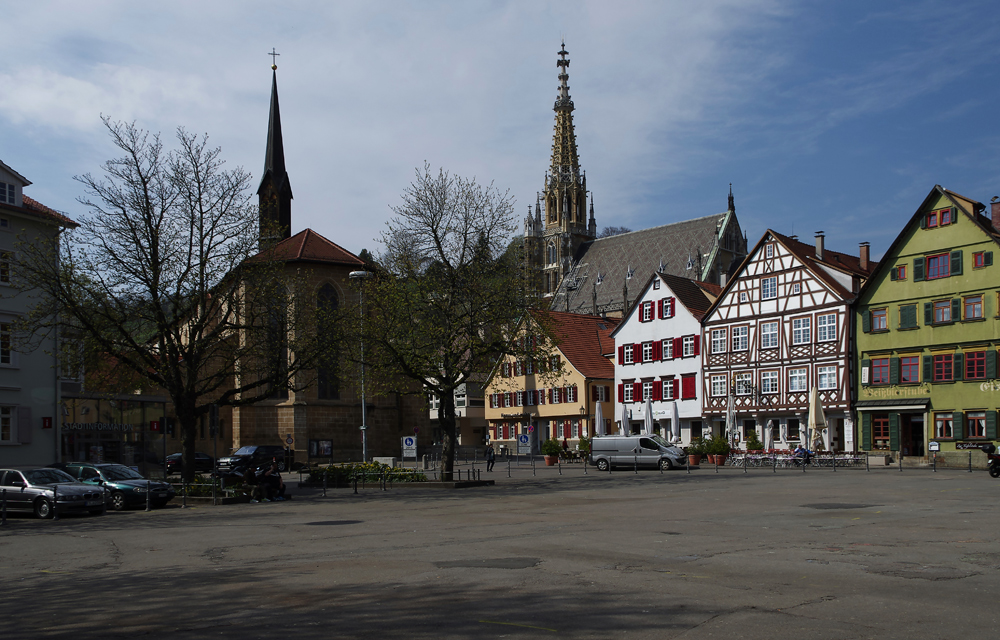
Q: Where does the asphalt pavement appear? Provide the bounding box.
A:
[1,461,997,639]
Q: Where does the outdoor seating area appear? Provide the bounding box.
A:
[726,449,866,468]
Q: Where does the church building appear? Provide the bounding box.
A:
[524,44,748,317]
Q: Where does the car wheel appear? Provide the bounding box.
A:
[990,465,1000,478]
[596,459,609,472]
[110,491,127,511]
[34,498,53,519]
[277,461,286,472]
[659,458,674,471]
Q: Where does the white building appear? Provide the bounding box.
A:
[609,273,721,444]
[0,159,78,465]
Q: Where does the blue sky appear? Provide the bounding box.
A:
[2,0,998,260]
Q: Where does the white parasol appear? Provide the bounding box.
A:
[808,387,828,451]
[672,401,682,443]
[594,400,605,436]
[643,396,654,435]
[725,392,737,447]
[620,402,631,435]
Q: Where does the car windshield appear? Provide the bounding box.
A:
[100,465,145,481]
[649,435,671,448]
[25,469,76,484]
[232,446,257,455]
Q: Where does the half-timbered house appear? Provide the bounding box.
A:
[701,231,876,451]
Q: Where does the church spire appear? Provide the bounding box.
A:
[728,183,735,213]
[258,63,292,248]
[550,41,580,176]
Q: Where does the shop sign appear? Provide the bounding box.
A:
[64,422,135,432]
[500,412,534,418]
[42,417,53,429]
[980,381,1000,392]
[861,384,931,399]
[956,441,991,450]
[928,441,940,452]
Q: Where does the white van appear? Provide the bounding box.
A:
[589,435,687,471]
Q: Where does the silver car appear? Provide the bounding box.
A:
[0,468,106,518]
[589,435,687,471]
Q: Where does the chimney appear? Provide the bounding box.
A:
[815,231,825,261]
[859,242,870,271]
[992,200,1000,232]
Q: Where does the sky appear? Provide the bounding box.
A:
[3,0,999,261]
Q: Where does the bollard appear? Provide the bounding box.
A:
[478,469,481,481]
[773,454,777,473]
[609,457,612,475]
[803,454,806,473]
[323,472,328,497]
[101,484,107,515]
[899,453,903,472]
[354,475,358,494]
[686,458,690,474]
[659,459,663,475]
[969,452,973,473]
[558,459,562,476]
[532,456,536,477]
[933,453,937,472]
[1,488,5,526]
[146,480,152,511]
[182,482,187,508]
[715,456,719,474]
[833,453,837,473]
[743,452,747,474]
[584,457,588,475]
[53,485,59,521]
[507,459,511,478]
[634,454,638,475]
[866,454,869,472]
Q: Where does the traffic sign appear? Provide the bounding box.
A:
[517,433,531,455]
[149,420,160,432]
[402,436,417,459]
[285,436,294,445]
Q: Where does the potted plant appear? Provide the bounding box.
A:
[541,438,562,466]
[578,436,591,458]
[745,430,764,453]
[686,438,704,466]
[708,435,732,466]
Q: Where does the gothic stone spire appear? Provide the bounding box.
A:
[258,68,292,247]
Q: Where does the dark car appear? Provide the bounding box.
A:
[218,445,288,472]
[165,452,215,474]
[0,468,106,518]
[59,463,175,511]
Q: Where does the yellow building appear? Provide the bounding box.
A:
[485,311,619,454]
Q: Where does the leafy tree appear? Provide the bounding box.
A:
[355,164,546,480]
[11,118,338,480]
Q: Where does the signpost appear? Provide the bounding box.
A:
[517,434,531,455]
[402,436,417,462]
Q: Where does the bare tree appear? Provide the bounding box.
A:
[354,164,552,480]
[12,118,337,480]
[599,226,632,238]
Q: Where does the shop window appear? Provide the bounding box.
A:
[900,356,920,383]
[964,295,983,320]
[966,351,986,379]
[933,354,953,382]
[871,358,889,385]
[787,418,801,441]
[873,415,890,449]
[967,412,986,438]
[934,413,954,439]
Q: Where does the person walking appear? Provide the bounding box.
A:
[485,444,496,472]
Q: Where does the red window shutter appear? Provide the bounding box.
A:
[632,382,642,402]
[618,345,625,363]
[693,334,700,356]
[539,389,545,405]
[669,297,675,318]
[682,376,696,399]
[633,343,641,362]
[618,384,624,402]
[672,337,682,359]
[652,381,662,401]
[672,378,680,399]
[653,340,662,361]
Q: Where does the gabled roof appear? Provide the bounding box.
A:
[253,228,364,266]
[540,310,620,379]
[551,211,742,313]
[858,185,999,299]
[0,159,31,186]
[610,272,719,336]
[0,195,78,227]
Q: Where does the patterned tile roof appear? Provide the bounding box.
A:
[550,211,740,314]
[254,228,364,266]
[537,310,620,379]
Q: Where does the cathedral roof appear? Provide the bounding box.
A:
[550,211,736,314]
[253,228,364,266]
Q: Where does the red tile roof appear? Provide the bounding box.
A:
[658,273,721,321]
[8,195,78,227]
[253,228,364,266]
[536,310,620,379]
[769,230,877,299]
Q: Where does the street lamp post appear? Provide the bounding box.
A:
[349,270,373,461]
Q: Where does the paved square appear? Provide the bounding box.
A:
[1,464,997,639]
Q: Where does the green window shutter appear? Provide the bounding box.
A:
[861,310,871,333]
[920,214,927,229]
[985,251,994,267]
[914,257,925,281]
[900,304,917,329]
[861,358,871,386]
[985,294,993,319]
[924,302,933,325]
[987,411,998,440]
[889,413,900,451]
[951,207,958,224]
[950,250,963,276]
[889,357,900,385]
[953,411,964,439]
[987,350,998,379]
[951,298,961,322]
[953,352,964,381]
[890,268,897,281]
[923,355,933,382]
[861,413,872,450]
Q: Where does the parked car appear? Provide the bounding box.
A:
[0,468,106,518]
[57,463,176,511]
[218,445,288,472]
[165,452,215,474]
[589,435,687,471]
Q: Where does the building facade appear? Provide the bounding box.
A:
[702,231,875,451]
[0,160,77,466]
[484,311,618,454]
[855,186,1000,465]
[610,273,720,444]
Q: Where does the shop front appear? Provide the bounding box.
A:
[62,396,167,477]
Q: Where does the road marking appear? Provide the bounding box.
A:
[479,620,557,632]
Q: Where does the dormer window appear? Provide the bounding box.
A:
[0,182,14,205]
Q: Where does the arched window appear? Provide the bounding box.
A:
[546,242,557,265]
[317,284,339,400]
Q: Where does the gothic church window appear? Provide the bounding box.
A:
[317,284,340,400]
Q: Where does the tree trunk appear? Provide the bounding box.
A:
[437,390,457,481]
[177,401,199,484]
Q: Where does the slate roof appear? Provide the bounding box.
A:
[253,228,364,266]
[539,310,620,379]
[550,211,739,314]
[0,195,78,227]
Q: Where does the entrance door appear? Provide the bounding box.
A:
[902,415,924,457]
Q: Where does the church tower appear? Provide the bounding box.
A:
[525,42,596,297]
[258,66,293,249]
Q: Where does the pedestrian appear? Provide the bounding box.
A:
[485,444,496,472]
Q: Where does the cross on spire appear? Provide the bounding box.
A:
[268,47,280,70]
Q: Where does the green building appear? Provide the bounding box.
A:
[855,186,1000,466]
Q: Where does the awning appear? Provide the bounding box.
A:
[855,399,930,411]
